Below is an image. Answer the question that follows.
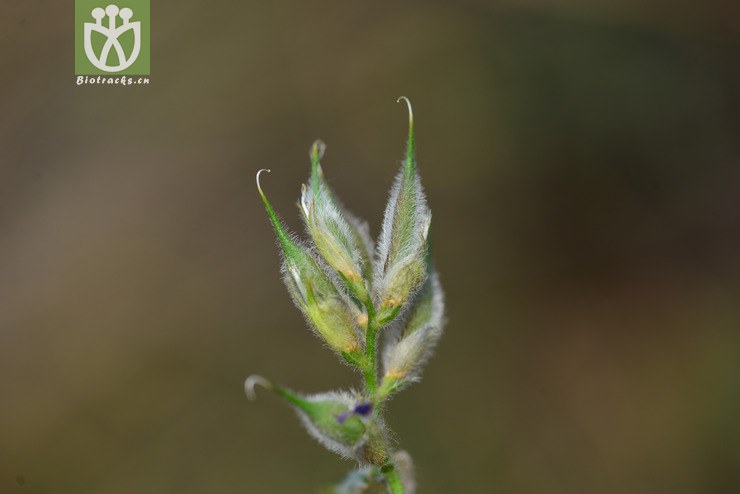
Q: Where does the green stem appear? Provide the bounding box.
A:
[363,305,379,395]
[363,301,406,494]
[383,464,405,494]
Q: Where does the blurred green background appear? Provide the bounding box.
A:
[1,1,739,493]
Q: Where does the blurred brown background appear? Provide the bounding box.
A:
[1,1,739,493]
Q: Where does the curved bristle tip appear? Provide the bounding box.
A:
[397,96,413,126]
[310,140,327,161]
[256,169,271,196]
[244,374,273,401]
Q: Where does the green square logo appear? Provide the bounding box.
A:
[75,0,150,75]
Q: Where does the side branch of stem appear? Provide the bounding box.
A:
[382,463,405,494]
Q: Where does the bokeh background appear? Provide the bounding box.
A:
[1,1,739,493]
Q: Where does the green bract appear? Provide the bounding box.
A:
[380,272,444,398]
[248,98,445,494]
[257,170,361,357]
[301,141,374,307]
[373,99,432,324]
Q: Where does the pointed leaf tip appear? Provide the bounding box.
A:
[310,140,326,162]
[256,168,297,253]
[397,96,415,174]
[397,96,413,129]
[256,168,271,198]
[244,375,308,408]
[244,374,273,401]
[310,140,327,191]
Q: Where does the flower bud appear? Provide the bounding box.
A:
[289,391,367,459]
[257,170,361,357]
[300,141,374,306]
[245,376,386,463]
[375,254,427,323]
[374,98,431,321]
[380,271,445,397]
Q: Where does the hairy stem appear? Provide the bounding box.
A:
[363,305,379,395]
[383,463,405,494]
[364,307,407,494]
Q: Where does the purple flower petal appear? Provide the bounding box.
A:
[354,402,373,416]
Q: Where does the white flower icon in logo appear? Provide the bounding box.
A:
[84,4,141,72]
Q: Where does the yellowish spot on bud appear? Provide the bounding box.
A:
[385,370,407,381]
[343,341,360,353]
[356,312,368,330]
